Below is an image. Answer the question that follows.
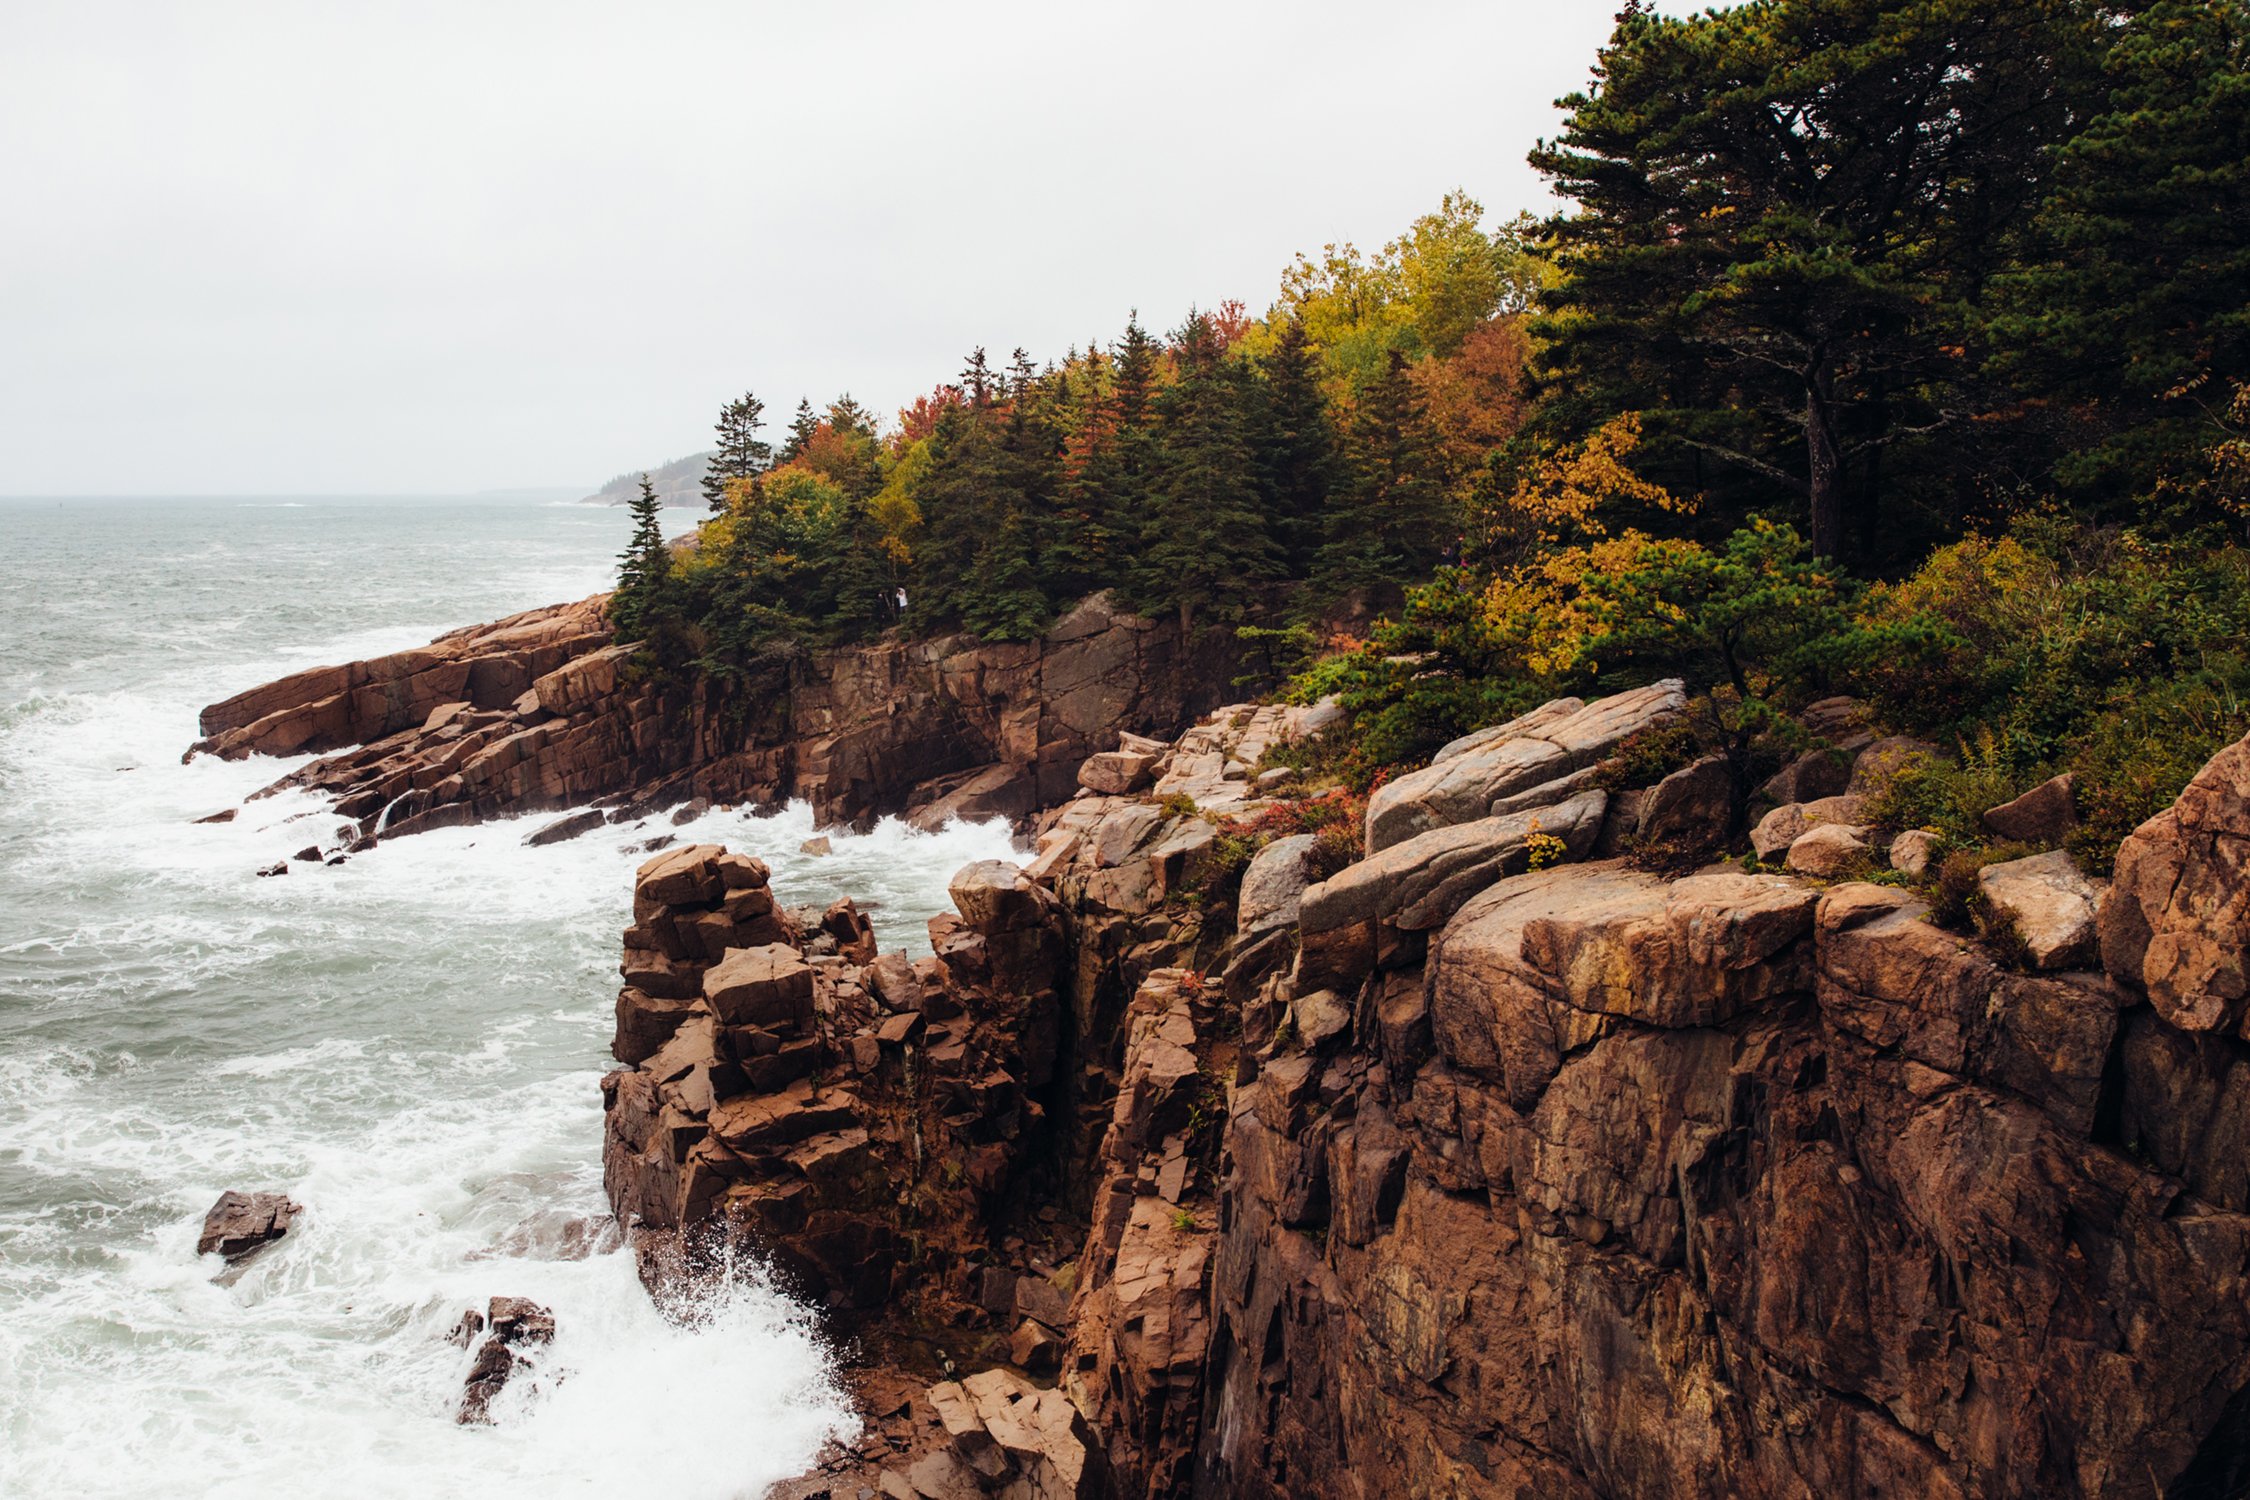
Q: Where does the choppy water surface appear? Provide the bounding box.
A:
[0,496,1017,1498]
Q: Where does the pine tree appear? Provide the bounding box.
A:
[1996,0,2250,508]
[1530,0,2101,558]
[701,392,773,512]
[611,475,671,640]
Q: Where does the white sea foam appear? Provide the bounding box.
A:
[0,498,1019,1498]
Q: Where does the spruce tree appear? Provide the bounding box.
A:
[1133,312,1279,636]
[1318,349,1446,598]
[780,398,821,463]
[611,475,671,640]
[1251,316,1337,576]
[701,391,773,512]
[826,395,877,441]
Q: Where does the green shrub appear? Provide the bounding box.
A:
[1864,729,2037,845]
[2063,667,2250,870]
[1929,842,2036,930]
[1307,821,1362,882]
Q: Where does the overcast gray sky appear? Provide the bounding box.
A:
[2,1,1640,496]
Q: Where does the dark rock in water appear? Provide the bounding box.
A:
[194,808,237,824]
[486,1296,555,1344]
[447,1308,486,1348]
[326,855,348,867]
[292,844,322,862]
[456,1296,556,1425]
[197,1191,299,1262]
[255,862,288,878]
[524,809,607,847]
[669,798,712,826]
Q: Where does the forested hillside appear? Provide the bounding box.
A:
[611,0,2249,877]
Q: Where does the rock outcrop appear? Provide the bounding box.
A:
[1362,682,1684,852]
[188,592,1235,845]
[602,700,2250,1499]
[196,1190,299,1264]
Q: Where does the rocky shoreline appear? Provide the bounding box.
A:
[198,602,2250,1498]
[599,693,2250,1498]
[186,591,1236,849]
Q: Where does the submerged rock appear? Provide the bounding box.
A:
[456,1295,556,1425]
[524,808,606,846]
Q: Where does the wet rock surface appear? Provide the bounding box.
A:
[196,1190,299,1264]
[455,1295,556,1425]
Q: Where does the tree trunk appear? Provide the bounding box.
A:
[1805,368,1844,560]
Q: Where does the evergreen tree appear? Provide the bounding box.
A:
[1996,0,2250,510]
[961,347,998,408]
[827,394,878,441]
[1318,349,1447,597]
[1251,316,1337,575]
[1045,350,1119,597]
[1133,312,1279,635]
[779,398,820,463]
[701,391,773,512]
[1530,0,2103,559]
[906,381,1056,640]
[611,475,671,640]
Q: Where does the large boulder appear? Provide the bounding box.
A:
[1427,861,1817,1109]
[1982,773,2078,845]
[702,942,815,1027]
[1237,834,1316,935]
[2100,730,2250,1034]
[1363,682,1685,852]
[1300,791,1608,973]
[1784,820,1872,878]
[1637,753,1734,848]
[1750,795,1870,861]
[1757,745,1854,805]
[1979,849,2103,970]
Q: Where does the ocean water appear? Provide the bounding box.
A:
[0,496,1019,1499]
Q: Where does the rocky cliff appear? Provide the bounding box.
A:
[188,593,1233,845]
[596,689,2250,1499]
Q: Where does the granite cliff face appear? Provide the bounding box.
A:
[593,691,2250,1500]
[188,593,1231,845]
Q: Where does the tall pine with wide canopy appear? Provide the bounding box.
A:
[1531,0,2101,560]
[1997,0,2250,512]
